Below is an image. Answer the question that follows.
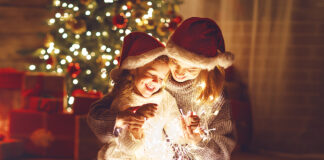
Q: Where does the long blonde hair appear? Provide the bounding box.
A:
[194,66,225,105]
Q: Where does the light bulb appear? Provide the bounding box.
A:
[113,59,118,65]
[44,55,49,60]
[66,55,73,62]
[57,68,63,73]
[114,50,120,55]
[105,62,110,66]
[105,12,111,17]
[147,1,152,6]
[122,5,128,10]
[86,31,91,36]
[60,59,66,65]
[85,10,91,16]
[68,96,74,105]
[55,13,61,18]
[73,51,79,56]
[73,7,79,11]
[86,55,91,60]
[62,33,68,39]
[86,69,91,75]
[73,79,78,84]
[29,65,36,70]
[46,64,52,70]
[125,12,131,17]
[58,28,64,33]
[106,48,111,52]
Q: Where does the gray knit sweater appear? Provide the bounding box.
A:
[87,77,235,160]
[165,76,236,160]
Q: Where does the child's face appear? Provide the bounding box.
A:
[169,58,201,82]
[133,61,170,98]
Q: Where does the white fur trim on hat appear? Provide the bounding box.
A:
[120,47,167,70]
[166,40,234,70]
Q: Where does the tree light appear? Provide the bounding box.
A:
[68,4,73,8]
[102,31,108,36]
[73,7,79,11]
[85,10,91,16]
[101,73,107,78]
[125,29,131,35]
[73,51,79,56]
[58,28,64,33]
[54,0,60,6]
[105,62,110,66]
[106,48,111,52]
[54,48,60,54]
[73,79,78,84]
[105,12,111,17]
[86,55,91,60]
[29,65,36,71]
[104,0,113,3]
[101,45,107,51]
[68,96,74,105]
[147,1,152,6]
[44,55,49,60]
[48,18,55,25]
[86,69,91,75]
[114,50,120,55]
[107,55,112,60]
[41,49,46,54]
[125,12,131,17]
[46,64,52,70]
[120,36,124,41]
[62,33,68,39]
[60,59,66,65]
[119,29,124,34]
[55,13,61,18]
[96,32,101,36]
[62,2,67,7]
[66,55,73,62]
[75,34,80,39]
[113,60,118,65]
[57,68,63,73]
[86,31,91,36]
[122,5,128,10]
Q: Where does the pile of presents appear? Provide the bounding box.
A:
[0,68,103,160]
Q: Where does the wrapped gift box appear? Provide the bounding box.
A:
[22,72,67,113]
[74,115,102,160]
[0,68,24,138]
[72,89,102,115]
[9,110,75,158]
[0,139,23,160]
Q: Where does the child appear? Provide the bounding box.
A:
[97,32,183,160]
[165,17,236,160]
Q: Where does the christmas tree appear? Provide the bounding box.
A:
[28,0,182,108]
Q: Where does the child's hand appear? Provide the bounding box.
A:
[135,103,158,119]
[129,125,144,139]
[117,107,145,129]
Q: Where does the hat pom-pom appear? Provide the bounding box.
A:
[217,52,234,69]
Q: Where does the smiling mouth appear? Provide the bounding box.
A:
[145,83,155,92]
[175,74,186,80]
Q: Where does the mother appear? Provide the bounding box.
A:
[88,17,235,160]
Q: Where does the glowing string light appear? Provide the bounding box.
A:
[29,65,36,70]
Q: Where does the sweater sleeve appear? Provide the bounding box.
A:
[87,94,118,143]
[163,91,185,144]
[188,95,236,160]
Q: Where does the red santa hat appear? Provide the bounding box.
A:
[110,32,166,80]
[166,17,234,70]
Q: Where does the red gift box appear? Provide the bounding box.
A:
[72,89,102,115]
[74,115,102,160]
[0,68,25,138]
[22,72,67,113]
[0,139,23,160]
[25,97,63,113]
[0,68,24,89]
[9,110,75,158]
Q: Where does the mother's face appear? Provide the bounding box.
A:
[169,58,201,82]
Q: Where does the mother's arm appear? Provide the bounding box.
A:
[189,96,236,160]
[87,94,117,143]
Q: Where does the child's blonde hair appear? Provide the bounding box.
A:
[194,66,225,105]
[109,55,170,98]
